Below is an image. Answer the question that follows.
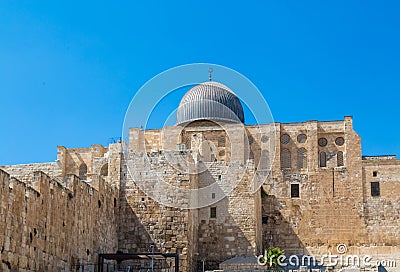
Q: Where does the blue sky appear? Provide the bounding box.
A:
[1,1,399,164]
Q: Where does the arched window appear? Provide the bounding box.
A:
[79,163,87,180]
[337,151,344,167]
[218,136,226,147]
[281,148,291,169]
[100,163,108,176]
[297,148,307,169]
[319,152,327,168]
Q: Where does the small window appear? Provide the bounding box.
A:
[371,182,380,196]
[291,184,300,198]
[373,171,378,177]
[319,152,327,167]
[335,137,345,146]
[281,148,291,169]
[318,138,328,147]
[210,207,217,218]
[261,135,269,143]
[79,163,87,180]
[297,148,307,169]
[217,174,222,181]
[297,134,307,143]
[337,151,344,167]
[281,134,290,144]
[218,137,226,147]
[211,193,216,199]
[177,143,186,151]
[262,216,268,224]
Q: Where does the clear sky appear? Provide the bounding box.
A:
[1,1,400,165]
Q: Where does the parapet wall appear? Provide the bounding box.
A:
[0,169,118,272]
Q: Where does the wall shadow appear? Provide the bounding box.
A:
[196,203,254,271]
[195,165,255,271]
[261,193,308,256]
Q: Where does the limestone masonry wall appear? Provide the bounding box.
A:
[261,118,400,260]
[118,151,194,271]
[196,161,261,270]
[362,160,400,248]
[1,117,400,272]
[0,169,118,272]
[1,162,62,184]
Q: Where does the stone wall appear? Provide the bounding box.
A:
[127,117,400,270]
[362,158,400,248]
[262,118,368,255]
[261,117,400,262]
[0,162,62,184]
[56,145,108,178]
[118,150,195,272]
[118,143,262,271]
[182,126,231,163]
[0,169,118,272]
[2,116,400,272]
[196,161,261,270]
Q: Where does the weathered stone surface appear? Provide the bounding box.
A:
[0,170,118,271]
[0,116,399,272]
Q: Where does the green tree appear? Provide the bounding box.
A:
[264,247,285,270]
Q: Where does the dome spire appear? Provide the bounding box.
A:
[208,68,213,81]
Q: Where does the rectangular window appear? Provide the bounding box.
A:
[176,143,186,151]
[337,151,344,167]
[210,207,217,218]
[373,171,378,177]
[371,182,380,196]
[211,193,216,199]
[291,184,300,198]
[319,152,327,168]
[262,216,268,224]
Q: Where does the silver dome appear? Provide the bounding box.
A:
[176,81,245,125]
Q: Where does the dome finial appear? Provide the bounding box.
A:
[208,68,213,81]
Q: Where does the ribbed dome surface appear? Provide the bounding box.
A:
[176,81,244,125]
